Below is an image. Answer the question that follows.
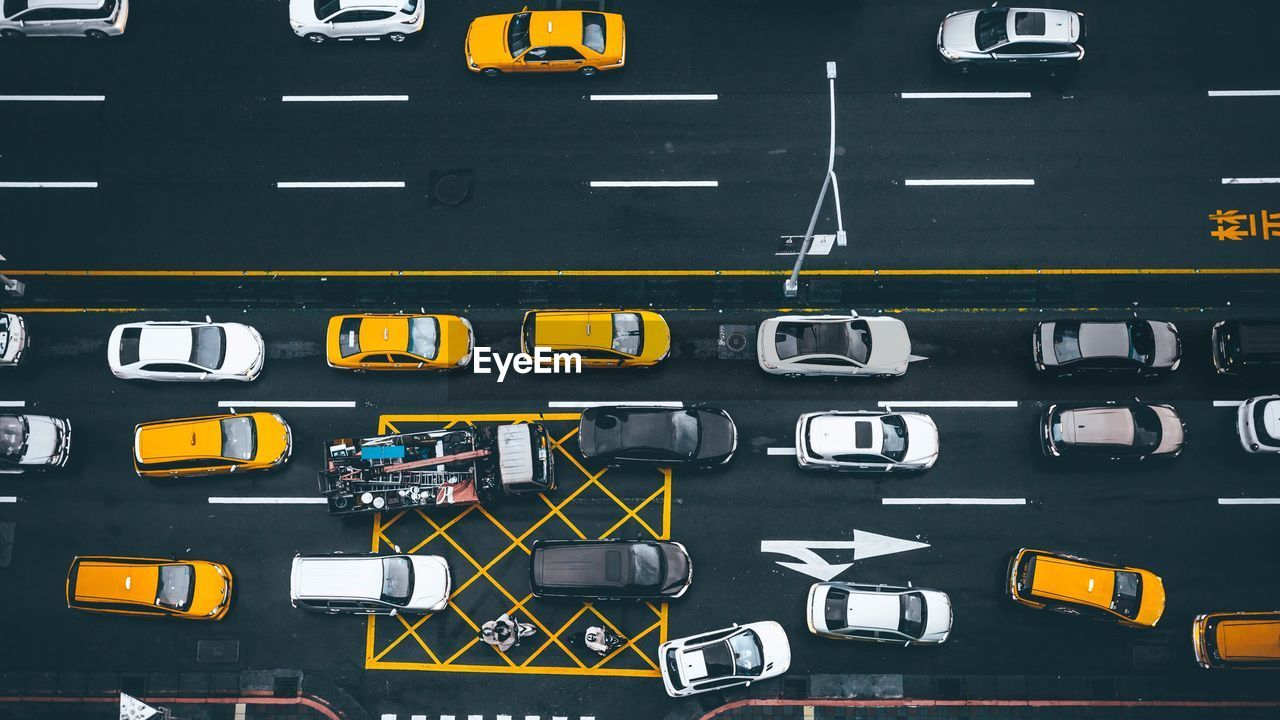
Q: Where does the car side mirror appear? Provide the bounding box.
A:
[393,544,402,553]
[200,372,209,380]
[417,362,424,368]
[228,464,237,472]
[907,580,913,587]
[389,609,399,617]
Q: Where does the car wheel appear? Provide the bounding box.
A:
[482,67,502,78]
[305,33,326,44]
[0,29,24,38]
[579,66,599,77]
[84,29,108,39]
[387,32,406,43]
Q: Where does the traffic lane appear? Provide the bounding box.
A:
[0,103,107,180]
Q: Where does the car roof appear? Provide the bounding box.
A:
[1005,8,1076,44]
[809,415,882,457]
[1029,555,1115,610]
[1059,407,1134,446]
[354,316,409,354]
[138,326,193,363]
[528,10,585,47]
[29,0,105,9]
[136,417,224,461]
[845,591,901,632]
[1216,618,1280,661]
[535,542,631,588]
[73,559,161,606]
[1076,322,1131,359]
[532,311,615,350]
[295,556,382,600]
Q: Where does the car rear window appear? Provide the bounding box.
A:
[1052,323,1081,362]
[338,318,362,358]
[582,12,606,53]
[824,587,849,630]
[0,415,26,461]
[118,327,142,366]
[1014,11,1045,36]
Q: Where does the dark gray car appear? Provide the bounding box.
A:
[530,539,691,600]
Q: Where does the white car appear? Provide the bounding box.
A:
[289,0,423,43]
[806,582,952,644]
[937,6,1084,68]
[1238,395,1280,454]
[757,313,914,378]
[0,313,28,368]
[796,411,939,472]
[108,319,264,382]
[1,0,128,38]
[658,621,790,698]
[290,553,450,615]
[0,415,71,473]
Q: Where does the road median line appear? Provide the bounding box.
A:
[217,400,356,408]
[882,498,1027,505]
[1218,498,1280,505]
[10,268,1280,277]
[208,497,327,504]
[878,400,1017,408]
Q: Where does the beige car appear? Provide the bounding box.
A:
[1041,402,1185,461]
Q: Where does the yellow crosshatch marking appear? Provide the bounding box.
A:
[365,412,672,676]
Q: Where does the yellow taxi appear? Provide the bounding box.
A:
[1007,548,1166,628]
[326,313,473,371]
[520,309,670,368]
[465,8,625,77]
[133,412,292,478]
[66,556,233,620]
[1193,611,1280,669]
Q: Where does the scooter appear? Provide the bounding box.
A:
[583,625,626,656]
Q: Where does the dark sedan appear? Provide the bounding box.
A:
[577,405,736,468]
[530,539,692,600]
[1033,320,1181,377]
[1040,402,1186,461]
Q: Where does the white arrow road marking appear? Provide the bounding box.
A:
[761,531,930,581]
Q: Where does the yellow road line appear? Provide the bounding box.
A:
[362,661,659,677]
[9,267,1280,278]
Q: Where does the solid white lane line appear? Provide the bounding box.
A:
[548,401,683,408]
[0,94,105,102]
[1208,90,1280,97]
[0,181,97,188]
[282,95,408,102]
[590,94,718,101]
[277,181,405,188]
[0,496,18,503]
[590,180,718,188]
[1222,177,1280,185]
[1214,400,1244,407]
[878,400,1018,408]
[900,91,1030,99]
[1218,498,1280,505]
[905,179,1034,186]
[883,498,1027,505]
[217,400,355,408]
[767,447,797,456]
[208,497,327,504]
[0,401,25,407]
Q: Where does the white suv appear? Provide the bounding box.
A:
[1238,395,1280,454]
[289,0,423,43]
[290,553,450,615]
[1,0,128,39]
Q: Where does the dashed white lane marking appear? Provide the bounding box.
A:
[767,447,797,456]
[217,400,356,408]
[277,181,405,189]
[0,181,98,188]
[0,401,25,407]
[468,715,482,720]
[905,179,1034,187]
[589,180,718,188]
[900,91,1030,99]
[1214,400,1244,407]
[1219,498,1280,505]
[497,715,512,720]
[411,715,427,720]
[878,400,1018,408]
[0,94,105,102]
[381,715,395,720]
[0,497,18,504]
[1222,177,1280,185]
[590,93,718,101]
[548,401,683,408]
[208,497,327,505]
[441,715,455,720]
[1208,90,1280,97]
[883,497,1027,506]
[283,95,409,102]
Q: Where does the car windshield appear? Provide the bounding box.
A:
[220,416,256,461]
[156,564,194,611]
[190,326,226,370]
[1131,406,1163,451]
[400,0,417,14]
[1052,323,1082,363]
[4,0,28,15]
[1111,571,1142,619]
[381,556,414,604]
[727,630,765,675]
[776,320,870,362]
[631,543,663,587]
[881,415,908,462]
[0,415,27,461]
[315,0,340,20]
[975,8,1009,51]
[671,411,700,457]
[508,11,531,55]
[582,11,606,53]
[1128,322,1155,365]
[612,313,643,356]
[899,592,927,639]
[407,317,440,360]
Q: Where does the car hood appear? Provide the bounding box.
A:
[21,415,64,465]
[902,414,940,465]
[467,14,514,65]
[661,543,692,594]
[922,590,953,640]
[407,555,451,610]
[1149,322,1181,368]
[220,324,263,374]
[695,410,737,461]
[1152,405,1185,455]
[749,621,792,676]
[865,318,912,371]
[288,0,316,23]
[940,11,981,53]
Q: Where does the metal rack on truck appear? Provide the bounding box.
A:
[317,422,555,516]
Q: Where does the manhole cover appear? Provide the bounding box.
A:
[197,640,240,664]
[433,173,470,206]
[717,325,756,360]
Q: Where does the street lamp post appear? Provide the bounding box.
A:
[784,61,846,299]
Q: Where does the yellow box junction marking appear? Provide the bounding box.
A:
[365,413,672,676]
[1210,209,1280,241]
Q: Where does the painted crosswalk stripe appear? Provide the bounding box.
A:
[0,94,105,102]
[900,91,1030,99]
[1218,498,1280,505]
[590,93,718,101]
[217,400,356,408]
[1213,400,1244,407]
[277,181,405,189]
[1222,177,1280,185]
[1208,90,1280,97]
[883,497,1027,506]
[208,497,327,505]
[283,95,408,102]
[548,401,683,408]
[878,400,1017,408]
[0,181,97,188]
[767,447,797,456]
[0,401,25,407]
[905,179,1034,186]
[590,180,718,188]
